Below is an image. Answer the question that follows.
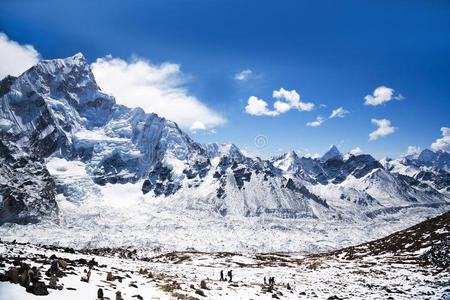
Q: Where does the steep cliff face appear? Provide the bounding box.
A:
[0,132,57,224]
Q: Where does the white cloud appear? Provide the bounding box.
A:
[273,100,291,113]
[369,118,397,140]
[329,107,349,119]
[244,96,279,116]
[364,86,404,106]
[272,88,314,112]
[234,69,252,80]
[245,88,315,117]
[305,153,321,159]
[190,121,206,131]
[305,107,348,127]
[430,127,450,152]
[91,55,225,131]
[349,147,362,155]
[405,145,421,156]
[306,116,325,127]
[0,32,40,79]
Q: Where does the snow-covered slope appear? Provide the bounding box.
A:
[0,54,448,252]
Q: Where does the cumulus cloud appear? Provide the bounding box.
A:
[272,88,314,112]
[91,55,225,131]
[234,69,252,80]
[245,88,314,117]
[329,107,349,119]
[350,147,362,155]
[0,32,40,79]
[369,118,397,140]
[364,86,404,106]
[306,116,325,127]
[430,127,450,152]
[244,96,279,116]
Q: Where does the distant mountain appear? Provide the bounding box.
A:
[320,144,342,162]
[0,54,448,251]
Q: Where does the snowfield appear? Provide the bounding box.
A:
[0,211,449,299]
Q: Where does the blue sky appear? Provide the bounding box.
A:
[1,0,449,158]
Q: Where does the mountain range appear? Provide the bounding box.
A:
[0,53,448,252]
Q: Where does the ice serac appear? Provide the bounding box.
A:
[0,53,448,252]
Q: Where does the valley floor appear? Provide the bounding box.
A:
[0,239,448,300]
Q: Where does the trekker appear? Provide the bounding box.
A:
[228,270,233,282]
[220,270,225,281]
[264,276,266,285]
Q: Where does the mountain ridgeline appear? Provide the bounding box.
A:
[0,54,449,227]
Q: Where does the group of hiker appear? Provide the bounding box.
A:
[264,276,275,286]
[219,270,233,282]
[219,270,278,287]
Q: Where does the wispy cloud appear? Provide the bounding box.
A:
[364,86,404,106]
[369,118,397,140]
[306,116,325,127]
[431,127,450,152]
[329,107,349,119]
[91,55,225,131]
[0,32,40,79]
[234,69,252,80]
[306,106,349,127]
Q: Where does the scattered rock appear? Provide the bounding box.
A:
[327,296,343,300]
[195,289,206,297]
[139,268,148,275]
[19,270,30,288]
[132,295,143,300]
[116,290,123,300]
[58,259,68,268]
[48,275,58,289]
[200,279,208,289]
[27,281,49,296]
[8,267,19,284]
[98,288,104,299]
[81,269,91,283]
[107,271,113,281]
[88,258,98,269]
[46,260,65,278]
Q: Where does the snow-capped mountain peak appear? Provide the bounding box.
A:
[320,144,342,162]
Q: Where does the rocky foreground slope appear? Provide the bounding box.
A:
[0,211,448,299]
[0,53,449,252]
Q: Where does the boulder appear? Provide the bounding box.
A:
[48,275,58,289]
[27,281,49,296]
[58,259,67,268]
[106,271,113,281]
[200,279,207,289]
[8,267,19,284]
